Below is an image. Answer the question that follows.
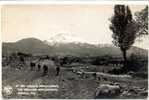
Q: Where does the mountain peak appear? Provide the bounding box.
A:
[46,33,89,45]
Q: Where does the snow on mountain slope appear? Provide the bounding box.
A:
[45,33,89,45]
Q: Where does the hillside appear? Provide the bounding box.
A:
[2,38,52,55]
[2,37,148,57]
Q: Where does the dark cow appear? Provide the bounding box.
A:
[30,62,36,71]
[37,64,41,71]
[43,65,48,76]
[56,66,60,76]
[92,72,97,79]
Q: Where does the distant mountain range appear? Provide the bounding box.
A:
[45,33,90,46]
[2,33,148,57]
[2,38,52,55]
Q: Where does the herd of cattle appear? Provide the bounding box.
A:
[2,54,123,78]
[2,54,64,76]
[2,52,147,77]
[29,59,61,76]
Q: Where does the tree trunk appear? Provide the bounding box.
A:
[122,49,128,71]
[123,50,127,63]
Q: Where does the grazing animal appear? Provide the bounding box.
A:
[38,64,41,71]
[43,65,48,75]
[56,66,60,76]
[30,62,36,71]
[92,72,97,79]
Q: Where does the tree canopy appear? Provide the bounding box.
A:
[110,5,138,51]
[135,6,148,37]
[110,5,139,69]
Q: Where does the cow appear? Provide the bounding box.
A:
[37,64,41,71]
[30,62,36,71]
[56,66,60,76]
[92,72,97,79]
[43,65,48,76]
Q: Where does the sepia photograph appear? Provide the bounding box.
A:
[1,4,148,99]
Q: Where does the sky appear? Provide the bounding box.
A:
[1,5,148,49]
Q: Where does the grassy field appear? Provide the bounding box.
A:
[2,60,148,99]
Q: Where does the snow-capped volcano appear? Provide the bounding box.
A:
[45,33,89,45]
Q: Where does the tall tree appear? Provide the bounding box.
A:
[135,6,148,37]
[110,5,138,69]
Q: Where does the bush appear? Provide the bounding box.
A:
[108,67,127,75]
[132,72,148,79]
